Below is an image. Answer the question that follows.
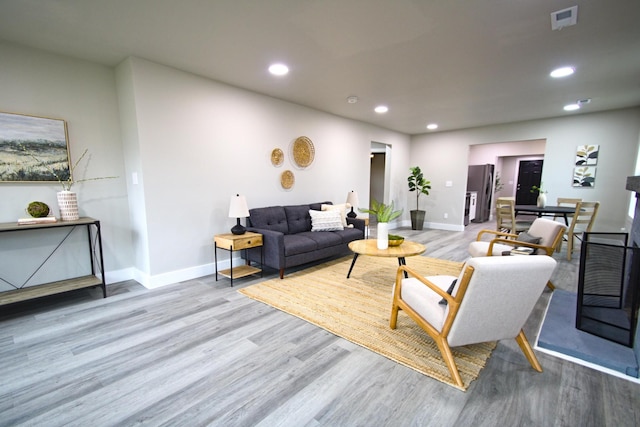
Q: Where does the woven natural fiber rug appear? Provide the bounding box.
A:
[239,255,496,390]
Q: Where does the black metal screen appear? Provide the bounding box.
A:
[577,232,640,347]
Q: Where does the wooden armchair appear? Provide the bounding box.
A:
[468,218,566,257]
[390,255,557,388]
[468,218,565,290]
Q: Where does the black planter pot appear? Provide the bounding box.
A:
[410,210,425,230]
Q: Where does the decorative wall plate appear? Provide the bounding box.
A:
[271,148,284,166]
[281,170,295,189]
[292,136,315,168]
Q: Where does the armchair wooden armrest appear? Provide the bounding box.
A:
[489,238,552,256]
[394,265,457,305]
[476,229,518,241]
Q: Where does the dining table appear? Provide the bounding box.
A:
[514,205,577,225]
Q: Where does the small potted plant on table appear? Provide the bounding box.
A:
[359,199,403,249]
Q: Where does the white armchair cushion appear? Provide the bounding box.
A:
[400,275,457,331]
[528,218,565,254]
[468,241,513,257]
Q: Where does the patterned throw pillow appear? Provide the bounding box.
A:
[309,209,344,231]
[321,203,352,228]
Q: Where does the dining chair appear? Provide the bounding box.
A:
[564,201,600,261]
[553,197,581,223]
[390,255,557,388]
[495,197,531,233]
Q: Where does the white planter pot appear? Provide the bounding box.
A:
[377,222,389,250]
[537,193,547,208]
[57,191,79,221]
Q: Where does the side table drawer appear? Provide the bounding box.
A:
[214,233,263,250]
[231,234,262,250]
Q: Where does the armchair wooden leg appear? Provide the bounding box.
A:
[390,303,399,329]
[546,280,555,291]
[435,338,464,388]
[515,330,542,372]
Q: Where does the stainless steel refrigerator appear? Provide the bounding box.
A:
[466,164,494,223]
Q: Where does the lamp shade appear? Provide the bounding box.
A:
[346,191,359,218]
[229,194,249,218]
[346,191,359,208]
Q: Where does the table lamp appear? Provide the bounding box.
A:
[229,194,249,235]
[346,190,359,218]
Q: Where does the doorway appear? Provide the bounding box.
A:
[516,160,543,205]
[369,142,390,225]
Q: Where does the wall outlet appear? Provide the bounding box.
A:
[444,213,448,219]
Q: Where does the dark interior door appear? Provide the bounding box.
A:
[516,160,543,205]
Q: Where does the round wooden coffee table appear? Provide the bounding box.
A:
[346,239,426,278]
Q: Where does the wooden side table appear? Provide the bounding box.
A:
[214,232,263,286]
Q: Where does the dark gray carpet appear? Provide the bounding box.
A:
[535,289,639,379]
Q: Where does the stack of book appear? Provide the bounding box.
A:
[17,216,57,225]
[510,246,535,255]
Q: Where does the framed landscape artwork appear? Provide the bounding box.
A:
[0,111,71,183]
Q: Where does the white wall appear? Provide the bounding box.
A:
[411,108,640,232]
[0,42,132,285]
[116,57,411,287]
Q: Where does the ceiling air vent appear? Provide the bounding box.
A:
[551,6,578,30]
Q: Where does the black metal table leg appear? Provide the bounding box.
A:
[398,257,408,278]
[346,253,359,278]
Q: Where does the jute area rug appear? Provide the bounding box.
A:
[239,255,496,391]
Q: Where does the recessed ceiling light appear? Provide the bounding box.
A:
[347,96,359,104]
[374,105,388,114]
[426,123,438,130]
[550,66,575,78]
[268,63,289,76]
[564,103,580,111]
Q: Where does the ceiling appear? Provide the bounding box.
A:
[0,0,639,135]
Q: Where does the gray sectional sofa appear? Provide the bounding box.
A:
[245,202,365,278]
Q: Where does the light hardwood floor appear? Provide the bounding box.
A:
[1,222,639,426]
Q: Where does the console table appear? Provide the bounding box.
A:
[0,217,106,306]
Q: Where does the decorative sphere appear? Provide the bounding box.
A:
[27,201,50,218]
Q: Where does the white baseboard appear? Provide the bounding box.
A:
[127,256,239,289]
[397,219,464,232]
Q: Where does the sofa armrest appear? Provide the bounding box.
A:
[347,217,365,232]
[246,227,285,269]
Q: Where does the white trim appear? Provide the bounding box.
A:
[534,345,640,384]
[128,256,239,289]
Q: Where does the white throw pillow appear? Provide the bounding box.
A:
[310,209,344,231]
[321,203,353,228]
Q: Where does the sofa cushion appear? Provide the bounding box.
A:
[284,204,312,234]
[248,206,289,234]
[283,234,318,256]
[334,227,364,244]
[297,231,342,249]
[310,209,344,231]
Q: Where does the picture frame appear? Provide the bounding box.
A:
[575,144,599,166]
[573,166,596,187]
[0,111,71,183]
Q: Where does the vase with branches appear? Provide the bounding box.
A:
[20,146,117,220]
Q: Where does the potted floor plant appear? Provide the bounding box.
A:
[408,166,431,230]
[360,199,402,249]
